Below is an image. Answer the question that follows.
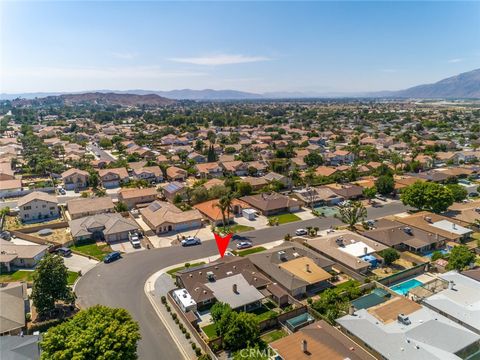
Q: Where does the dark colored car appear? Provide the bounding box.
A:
[104,251,121,263]
[57,247,72,257]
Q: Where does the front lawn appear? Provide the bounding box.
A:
[261,329,287,343]
[70,241,112,261]
[333,279,361,293]
[0,270,79,286]
[268,213,301,225]
[216,224,255,233]
[202,323,217,339]
[233,246,267,257]
[166,262,206,278]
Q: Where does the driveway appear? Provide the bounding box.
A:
[234,214,269,229]
[75,201,410,360]
[110,240,145,254]
[294,208,317,221]
[63,254,98,274]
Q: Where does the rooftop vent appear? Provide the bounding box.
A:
[403,227,412,235]
[278,251,286,261]
[424,216,432,223]
[301,339,308,353]
[397,313,411,326]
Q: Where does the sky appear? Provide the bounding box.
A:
[1,1,479,94]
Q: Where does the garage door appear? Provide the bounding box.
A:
[175,221,201,231]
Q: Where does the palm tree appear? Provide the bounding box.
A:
[338,201,367,230]
[213,193,235,231]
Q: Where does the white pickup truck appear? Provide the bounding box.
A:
[129,232,141,248]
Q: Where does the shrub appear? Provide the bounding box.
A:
[195,348,202,356]
[191,343,197,350]
[161,296,166,304]
[172,313,177,320]
[185,332,191,339]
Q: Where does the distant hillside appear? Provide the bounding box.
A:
[154,89,263,100]
[11,92,175,106]
[373,68,480,99]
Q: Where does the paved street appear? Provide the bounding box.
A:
[88,143,117,161]
[75,201,409,360]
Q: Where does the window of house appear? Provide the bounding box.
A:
[24,206,31,210]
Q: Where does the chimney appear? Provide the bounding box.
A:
[305,263,310,273]
[452,223,456,230]
[364,247,368,255]
[448,281,455,290]
[349,305,355,315]
[301,339,308,353]
[233,284,238,294]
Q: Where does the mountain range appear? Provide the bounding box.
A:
[2,68,479,101]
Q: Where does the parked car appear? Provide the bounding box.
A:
[58,188,66,195]
[104,251,121,263]
[375,194,387,201]
[181,236,201,247]
[468,192,479,198]
[236,241,253,250]
[295,228,308,236]
[57,247,72,257]
[0,231,11,240]
[129,232,141,248]
[232,234,248,241]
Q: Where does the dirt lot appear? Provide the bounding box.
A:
[4,215,64,230]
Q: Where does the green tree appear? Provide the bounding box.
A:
[446,245,475,271]
[236,181,253,196]
[401,181,454,213]
[40,305,140,360]
[115,201,128,212]
[375,175,395,195]
[223,312,259,351]
[362,186,377,203]
[191,186,209,205]
[380,248,400,265]
[98,137,113,149]
[88,171,100,189]
[304,152,324,167]
[338,201,367,230]
[31,253,74,318]
[445,184,468,202]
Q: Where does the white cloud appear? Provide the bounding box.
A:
[448,58,463,63]
[169,54,271,65]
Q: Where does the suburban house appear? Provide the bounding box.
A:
[193,198,248,226]
[0,240,48,271]
[131,166,163,183]
[337,297,480,360]
[118,187,158,209]
[175,257,270,310]
[161,181,187,203]
[66,197,115,220]
[69,213,139,243]
[0,335,41,359]
[0,282,28,335]
[61,168,89,190]
[17,191,59,222]
[221,160,248,176]
[166,166,187,181]
[361,218,448,253]
[263,172,291,188]
[195,162,224,178]
[422,271,480,334]
[98,168,129,188]
[0,163,15,180]
[325,183,364,200]
[140,201,203,234]
[240,192,303,216]
[249,244,334,298]
[0,179,22,198]
[187,152,207,163]
[269,320,374,360]
[240,177,267,191]
[293,186,344,207]
[304,231,387,274]
[444,199,480,225]
[394,211,473,243]
[325,150,354,165]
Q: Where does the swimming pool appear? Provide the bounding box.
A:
[422,248,450,259]
[390,279,422,295]
[285,313,314,331]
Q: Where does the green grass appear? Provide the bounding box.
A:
[261,329,287,343]
[249,305,277,322]
[268,213,301,225]
[216,224,255,234]
[333,279,361,293]
[166,262,206,278]
[67,271,79,285]
[0,270,35,283]
[0,270,79,286]
[70,241,112,261]
[233,246,267,257]
[202,323,218,339]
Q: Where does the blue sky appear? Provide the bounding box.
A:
[1,1,479,93]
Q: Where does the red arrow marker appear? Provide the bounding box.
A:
[214,232,233,258]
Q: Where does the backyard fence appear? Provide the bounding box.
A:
[378,262,428,286]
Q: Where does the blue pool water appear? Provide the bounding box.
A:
[423,248,450,259]
[285,313,314,331]
[391,279,422,295]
